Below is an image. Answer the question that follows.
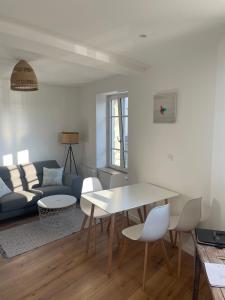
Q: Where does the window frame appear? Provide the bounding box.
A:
[107,92,128,172]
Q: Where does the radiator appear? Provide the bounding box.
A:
[97,168,127,189]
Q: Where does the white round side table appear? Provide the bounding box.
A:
[37,194,77,227]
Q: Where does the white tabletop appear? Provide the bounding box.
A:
[37,194,77,209]
[81,183,179,214]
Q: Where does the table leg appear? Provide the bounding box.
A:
[143,205,147,221]
[169,231,174,246]
[107,213,115,276]
[86,203,95,254]
[192,248,201,300]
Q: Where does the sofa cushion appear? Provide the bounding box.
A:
[0,191,40,212]
[20,160,60,189]
[0,177,11,197]
[42,167,63,186]
[0,165,26,192]
[32,185,72,197]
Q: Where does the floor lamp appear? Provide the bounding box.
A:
[60,132,79,175]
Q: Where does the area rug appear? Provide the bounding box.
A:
[0,208,86,259]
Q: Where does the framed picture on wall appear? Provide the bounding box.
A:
[153,91,177,123]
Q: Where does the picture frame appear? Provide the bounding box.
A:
[153,91,177,123]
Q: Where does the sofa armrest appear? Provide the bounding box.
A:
[63,174,83,201]
[63,173,75,186]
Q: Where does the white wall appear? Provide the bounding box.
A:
[210,39,225,230]
[78,31,222,233]
[128,41,217,218]
[0,80,80,167]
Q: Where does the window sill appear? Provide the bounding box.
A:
[98,167,127,175]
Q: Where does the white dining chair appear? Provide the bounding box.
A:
[81,176,103,194]
[168,197,202,277]
[119,204,171,290]
[79,177,111,246]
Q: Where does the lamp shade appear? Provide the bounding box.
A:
[60,132,79,144]
[10,60,38,91]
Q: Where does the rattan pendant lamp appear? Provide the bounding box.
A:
[10,60,38,91]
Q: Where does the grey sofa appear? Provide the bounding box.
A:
[0,160,83,221]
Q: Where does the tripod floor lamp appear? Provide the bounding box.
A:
[60,132,79,175]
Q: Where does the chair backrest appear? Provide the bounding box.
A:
[109,173,128,189]
[139,204,170,242]
[81,177,103,194]
[176,197,202,231]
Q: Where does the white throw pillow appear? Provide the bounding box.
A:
[42,167,63,186]
[0,177,11,198]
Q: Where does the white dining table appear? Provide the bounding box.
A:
[81,182,179,275]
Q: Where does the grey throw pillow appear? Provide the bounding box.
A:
[0,177,11,197]
[42,167,63,186]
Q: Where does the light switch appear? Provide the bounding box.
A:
[168,153,174,161]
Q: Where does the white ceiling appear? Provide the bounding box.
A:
[0,46,113,86]
[0,0,225,86]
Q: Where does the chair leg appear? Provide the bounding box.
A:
[190,231,196,245]
[174,232,178,248]
[143,205,147,221]
[126,211,130,226]
[107,219,111,233]
[115,215,120,247]
[137,208,144,223]
[78,215,88,240]
[93,218,97,253]
[150,242,157,256]
[169,231,174,246]
[118,237,128,268]
[178,232,183,278]
[143,242,149,290]
[160,239,172,274]
[147,242,156,267]
[100,218,104,232]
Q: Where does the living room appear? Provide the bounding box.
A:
[0,1,225,299]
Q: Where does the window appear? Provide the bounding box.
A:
[108,93,128,171]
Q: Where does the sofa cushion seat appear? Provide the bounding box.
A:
[32,185,72,197]
[0,191,40,212]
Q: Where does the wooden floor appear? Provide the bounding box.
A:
[0,215,212,300]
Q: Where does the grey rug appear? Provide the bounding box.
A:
[0,208,86,259]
